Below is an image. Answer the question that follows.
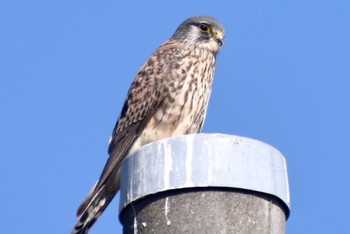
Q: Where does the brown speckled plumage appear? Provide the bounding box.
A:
[72,16,225,234]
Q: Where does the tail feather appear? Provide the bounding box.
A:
[76,182,98,217]
[72,178,120,234]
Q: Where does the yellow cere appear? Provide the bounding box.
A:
[214,30,223,38]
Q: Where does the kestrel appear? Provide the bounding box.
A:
[72,16,225,234]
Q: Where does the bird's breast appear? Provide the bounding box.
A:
[135,49,216,148]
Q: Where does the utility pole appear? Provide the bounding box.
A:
[119,134,290,234]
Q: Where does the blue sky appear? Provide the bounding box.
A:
[1,1,349,233]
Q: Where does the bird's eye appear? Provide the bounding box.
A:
[199,23,210,32]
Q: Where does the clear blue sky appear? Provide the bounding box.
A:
[1,1,349,233]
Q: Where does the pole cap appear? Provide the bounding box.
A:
[119,134,290,216]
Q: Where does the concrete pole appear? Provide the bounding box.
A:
[119,134,290,234]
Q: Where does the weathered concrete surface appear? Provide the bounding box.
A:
[121,188,287,234]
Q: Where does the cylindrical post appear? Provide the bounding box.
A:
[119,134,290,234]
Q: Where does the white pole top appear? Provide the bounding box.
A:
[119,134,290,214]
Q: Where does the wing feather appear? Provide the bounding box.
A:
[76,40,179,216]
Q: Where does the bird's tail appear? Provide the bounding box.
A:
[71,180,119,234]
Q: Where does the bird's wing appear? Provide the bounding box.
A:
[76,41,179,217]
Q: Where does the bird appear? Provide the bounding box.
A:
[72,15,225,234]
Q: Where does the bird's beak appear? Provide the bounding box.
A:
[213,30,224,46]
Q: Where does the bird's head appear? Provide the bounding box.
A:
[172,16,225,54]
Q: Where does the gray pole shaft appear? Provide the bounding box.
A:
[121,188,287,234]
[119,134,290,234]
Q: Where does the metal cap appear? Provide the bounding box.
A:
[119,134,290,214]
